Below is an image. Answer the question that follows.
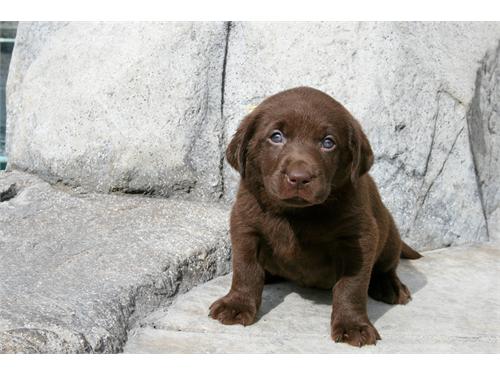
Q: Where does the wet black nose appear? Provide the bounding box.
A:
[286,170,312,187]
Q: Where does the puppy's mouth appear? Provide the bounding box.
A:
[281,196,314,207]
[263,174,330,208]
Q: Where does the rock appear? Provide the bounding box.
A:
[124,243,500,353]
[468,42,500,241]
[4,21,500,249]
[3,22,500,354]
[6,22,229,201]
[222,22,500,250]
[0,170,231,353]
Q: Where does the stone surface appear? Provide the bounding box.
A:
[7,22,228,200]
[125,243,500,354]
[3,22,500,353]
[6,21,500,250]
[468,42,500,241]
[0,170,231,353]
[222,22,500,250]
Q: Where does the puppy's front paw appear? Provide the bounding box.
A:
[331,318,381,347]
[209,294,257,326]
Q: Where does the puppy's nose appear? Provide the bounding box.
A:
[286,170,312,187]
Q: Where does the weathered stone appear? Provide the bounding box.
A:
[2,22,500,354]
[7,22,228,200]
[222,22,500,250]
[0,170,231,353]
[468,42,500,241]
[125,243,500,354]
[6,21,500,250]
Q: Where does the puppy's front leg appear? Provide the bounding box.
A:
[209,229,264,326]
[331,241,381,347]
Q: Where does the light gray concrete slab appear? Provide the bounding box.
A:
[0,170,231,353]
[125,243,500,353]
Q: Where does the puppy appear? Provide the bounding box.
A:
[209,87,421,347]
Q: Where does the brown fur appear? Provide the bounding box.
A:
[209,87,422,347]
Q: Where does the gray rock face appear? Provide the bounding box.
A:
[7,22,228,200]
[125,243,500,354]
[0,170,231,353]
[468,42,500,241]
[221,22,500,250]
[3,22,500,354]
[6,22,500,250]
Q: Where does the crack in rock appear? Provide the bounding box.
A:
[417,127,465,213]
[419,92,441,182]
[217,21,232,199]
[0,183,17,201]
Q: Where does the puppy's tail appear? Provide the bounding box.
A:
[400,241,423,259]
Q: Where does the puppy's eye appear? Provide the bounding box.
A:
[321,137,335,150]
[270,131,284,144]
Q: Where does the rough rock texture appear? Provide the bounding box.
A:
[222,22,500,250]
[468,42,500,241]
[3,22,500,353]
[7,22,228,200]
[6,22,500,250]
[125,243,500,354]
[0,170,231,353]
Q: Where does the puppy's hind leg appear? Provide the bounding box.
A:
[369,221,413,305]
[368,268,411,305]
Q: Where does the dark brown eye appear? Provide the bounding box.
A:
[270,130,284,144]
[321,137,335,150]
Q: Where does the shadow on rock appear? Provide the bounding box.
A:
[257,281,331,321]
[257,258,428,324]
[368,259,428,323]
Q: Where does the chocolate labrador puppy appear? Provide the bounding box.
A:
[209,87,421,347]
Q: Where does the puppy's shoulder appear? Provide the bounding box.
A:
[230,184,264,226]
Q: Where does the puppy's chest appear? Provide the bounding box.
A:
[257,217,340,288]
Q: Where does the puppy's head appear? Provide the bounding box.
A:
[227,87,373,208]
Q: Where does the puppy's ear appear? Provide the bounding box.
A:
[226,111,259,178]
[348,118,374,184]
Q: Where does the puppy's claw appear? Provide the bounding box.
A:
[209,295,257,326]
[331,320,380,347]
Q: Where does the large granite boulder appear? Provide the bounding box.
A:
[468,42,500,241]
[7,22,228,201]
[5,22,500,251]
[222,22,500,250]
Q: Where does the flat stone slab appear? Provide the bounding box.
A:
[125,243,500,353]
[0,171,231,353]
